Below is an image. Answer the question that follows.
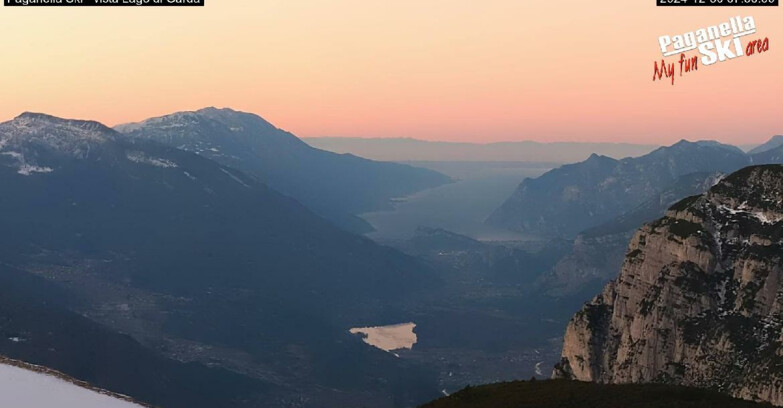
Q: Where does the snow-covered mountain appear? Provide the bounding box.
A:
[0,113,115,175]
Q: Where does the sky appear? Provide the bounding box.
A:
[0,0,780,144]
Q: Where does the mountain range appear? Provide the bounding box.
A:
[116,108,451,233]
[304,137,659,163]
[0,112,441,407]
[488,139,783,238]
[2,108,781,407]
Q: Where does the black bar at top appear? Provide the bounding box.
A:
[5,0,204,6]
[658,0,777,5]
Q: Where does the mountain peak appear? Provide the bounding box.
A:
[116,107,278,136]
[0,113,114,163]
[16,111,56,121]
[11,112,114,135]
[193,107,278,129]
[114,108,450,232]
[671,139,722,148]
[654,139,745,156]
[195,106,238,115]
[586,152,611,160]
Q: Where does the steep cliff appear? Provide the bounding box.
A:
[554,165,783,405]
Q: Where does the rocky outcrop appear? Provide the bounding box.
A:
[553,165,783,406]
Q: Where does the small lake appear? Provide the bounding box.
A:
[350,323,418,352]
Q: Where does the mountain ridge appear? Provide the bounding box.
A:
[487,139,778,238]
[304,136,659,163]
[115,107,452,233]
[749,135,783,155]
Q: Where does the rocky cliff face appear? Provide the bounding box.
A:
[553,165,783,406]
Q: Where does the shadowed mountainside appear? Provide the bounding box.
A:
[420,380,767,408]
[0,112,440,407]
[116,108,451,233]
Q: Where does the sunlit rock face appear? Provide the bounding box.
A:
[554,166,783,406]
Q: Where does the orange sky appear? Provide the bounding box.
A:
[0,1,780,144]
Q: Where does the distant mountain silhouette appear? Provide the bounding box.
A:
[487,140,754,238]
[116,108,451,233]
[304,137,658,163]
[748,135,783,155]
[752,142,783,164]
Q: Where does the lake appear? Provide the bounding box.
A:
[361,161,554,241]
[350,323,418,352]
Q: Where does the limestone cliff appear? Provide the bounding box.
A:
[553,165,783,405]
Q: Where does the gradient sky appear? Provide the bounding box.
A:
[0,1,780,144]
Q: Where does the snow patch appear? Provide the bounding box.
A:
[717,204,782,225]
[0,362,144,408]
[219,168,250,188]
[1,152,54,176]
[753,211,783,225]
[17,164,53,176]
[126,152,178,168]
[1,151,23,159]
